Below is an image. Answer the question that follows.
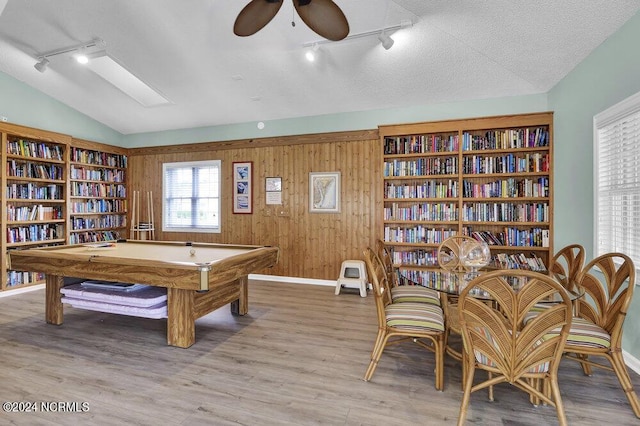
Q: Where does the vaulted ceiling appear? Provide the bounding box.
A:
[0,0,639,135]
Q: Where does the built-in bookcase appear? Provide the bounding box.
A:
[1,123,71,290]
[379,112,554,272]
[69,139,128,244]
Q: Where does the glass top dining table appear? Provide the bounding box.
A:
[396,268,584,302]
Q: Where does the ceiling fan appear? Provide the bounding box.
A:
[234,0,349,41]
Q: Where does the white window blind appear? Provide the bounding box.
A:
[594,91,640,265]
[162,160,221,233]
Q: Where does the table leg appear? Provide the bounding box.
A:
[45,274,64,325]
[167,287,195,348]
[230,276,248,315]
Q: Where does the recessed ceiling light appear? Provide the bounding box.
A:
[250,96,261,101]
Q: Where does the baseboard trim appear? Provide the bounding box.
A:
[249,274,336,287]
[624,350,640,375]
[0,283,45,298]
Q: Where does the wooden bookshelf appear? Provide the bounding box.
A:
[1,123,71,290]
[69,138,128,244]
[379,112,554,271]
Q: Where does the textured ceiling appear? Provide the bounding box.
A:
[0,0,639,135]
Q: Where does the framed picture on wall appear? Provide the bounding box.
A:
[233,161,252,214]
[309,171,340,213]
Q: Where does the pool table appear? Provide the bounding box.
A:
[8,240,280,348]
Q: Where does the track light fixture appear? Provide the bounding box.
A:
[33,38,105,73]
[302,19,412,51]
[305,43,320,62]
[34,58,50,73]
[378,32,394,50]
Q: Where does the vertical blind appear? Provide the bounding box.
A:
[162,160,221,233]
[595,92,640,265]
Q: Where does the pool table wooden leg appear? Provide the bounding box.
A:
[167,287,195,348]
[230,276,248,315]
[45,274,64,325]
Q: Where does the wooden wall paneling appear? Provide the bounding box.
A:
[127,130,381,281]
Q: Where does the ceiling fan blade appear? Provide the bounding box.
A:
[234,0,284,37]
[294,0,349,41]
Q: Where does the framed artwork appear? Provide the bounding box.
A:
[233,161,252,214]
[265,177,282,192]
[309,171,340,213]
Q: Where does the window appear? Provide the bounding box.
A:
[163,160,221,233]
[594,91,640,266]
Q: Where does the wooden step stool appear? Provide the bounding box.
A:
[335,260,368,297]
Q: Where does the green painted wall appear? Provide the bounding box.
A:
[0,72,122,144]
[548,10,640,359]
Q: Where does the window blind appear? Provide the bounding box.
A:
[595,92,640,265]
[162,160,221,233]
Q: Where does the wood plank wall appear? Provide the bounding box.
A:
[127,130,381,280]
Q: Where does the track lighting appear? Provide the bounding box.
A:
[378,32,394,50]
[33,38,104,73]
[305,43,320,62]
[34,58,49,73]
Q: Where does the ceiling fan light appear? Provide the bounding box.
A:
[34,58,49,73]
[378,32,394,50]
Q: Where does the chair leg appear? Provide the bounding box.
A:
[549,376,568,426]
[364,331,389,381]
[457,363,475,426]
[609,351,640,418]
[576,353,593,376]
[435,336,444,391]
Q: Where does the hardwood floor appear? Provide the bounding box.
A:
[0,280,639,425]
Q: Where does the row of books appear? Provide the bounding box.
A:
[461,202,549,223]
[384,226,458,244]
[385,180,459,199]
[6,138,64,161]
[71,182,126,198]
[6,160,64,180]
[389,248,440,267]
[384,134,459,155]
[6,270,45,287]
[6,223,64,243]
[69,231,120,244]
[6,183,63,200]
[70,147,127,168]
[6,204,63,221]
[465,228,550,248]
[461,127,549,151]
[71,215,126,230]
[488,252,547,272]
[462,177,549,198]
[70,199,127,213]
[70,166,125,182]
[384,157,458,177]
[384,202,458,222]
[461,152,550,174]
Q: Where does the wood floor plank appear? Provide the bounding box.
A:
[0,280,639,425]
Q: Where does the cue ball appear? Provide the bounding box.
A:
[190,248,196,256]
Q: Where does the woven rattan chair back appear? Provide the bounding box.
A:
[437,235,478,272]
[457,269,573,426]
[549,244,585,293]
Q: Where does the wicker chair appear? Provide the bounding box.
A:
[562,252,640,418]
[457,269,573,426]
[548,244,585,294]
[362,247,446,390]
[375,239,440,306]
[436,235,478,365]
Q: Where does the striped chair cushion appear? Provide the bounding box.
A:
[386,302,445,332]
[565,317,611,349]
[524,313,611,349]
[391,286,441,306]
[471,326,550,373]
